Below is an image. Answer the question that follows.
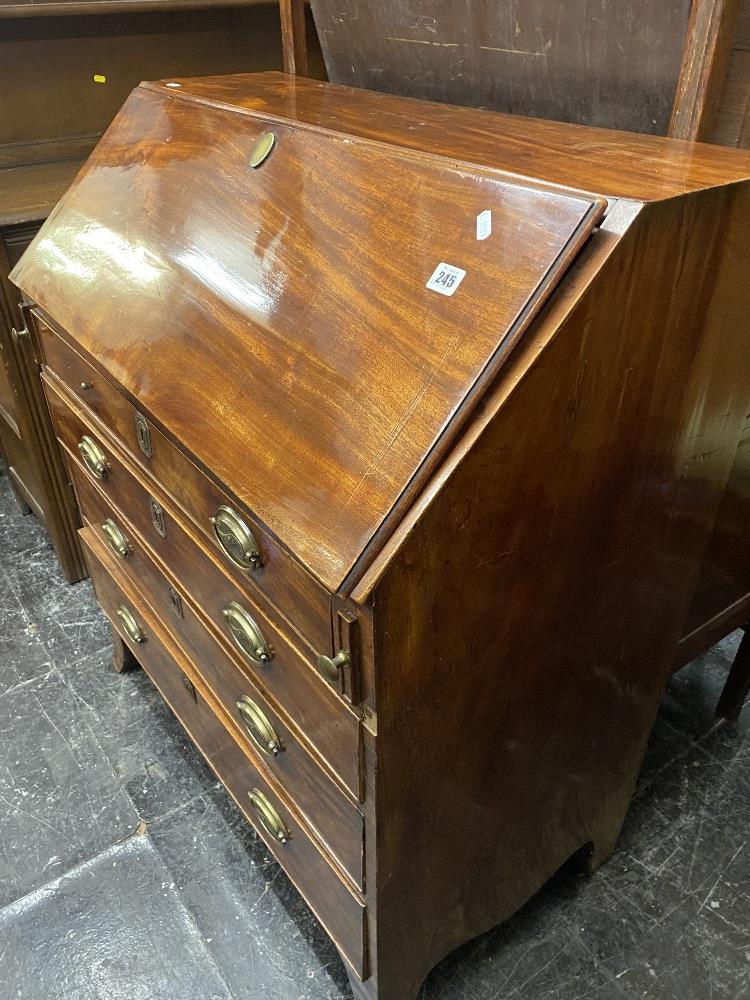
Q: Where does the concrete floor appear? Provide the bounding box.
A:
[0,463,748,1000]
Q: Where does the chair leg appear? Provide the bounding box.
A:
[717,626,750,721]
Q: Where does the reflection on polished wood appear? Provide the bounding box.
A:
[11,74,750,999]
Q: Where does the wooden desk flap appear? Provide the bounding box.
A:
[11,78,602,591]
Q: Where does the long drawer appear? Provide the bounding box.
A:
[76,469,363,887]
[36,313,332,655]
[45,374,362,798]
[80,526,367,979]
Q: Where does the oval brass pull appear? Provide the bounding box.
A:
[116,605,144,644]
[248,788,289,843]
[317,649,350,684]
[102,518,130,559]
[249,132,276,169]
[210,505,261,572]
[237,695,281,756]
[222,601,270,665]
[78,435,109,480]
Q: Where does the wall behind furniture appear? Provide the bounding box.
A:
[0,3,325,169]
[714,0,750,146]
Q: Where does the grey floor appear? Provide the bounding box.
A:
[0,464,748,1000]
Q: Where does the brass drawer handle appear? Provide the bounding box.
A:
[222,601,270,665]
[237,695,281,756]
[210,505,262,572]
[78,435,109,480]
[101,518,130,559]
[317,649,350,684]
[116,605,144,644]
[248,788,289,843]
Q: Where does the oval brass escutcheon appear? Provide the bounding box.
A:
[237,695,281,756]
[210,505,261,572]
[102,518,130,559]
[78,435,109,480]
[116,605,144,644]
[249,131,276,169]
[222,601,270,665]
[248,788,289,843]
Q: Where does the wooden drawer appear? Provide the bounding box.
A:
[47,380,362,799]
[80,528,366,978]
[37,315,332,655]
[76,472,363,886]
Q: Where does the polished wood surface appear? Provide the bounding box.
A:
[12,79,603,589]
[0,162,86,581]
[37,316,334,655]
[75,466,364,884]
[308,0,691,135]
[14,76,750,999]
[146,72,750,201]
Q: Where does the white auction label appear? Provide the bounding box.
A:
[476,209,492,240]
[425,262,466,297]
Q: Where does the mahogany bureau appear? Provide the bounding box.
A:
[11,72,750,1000]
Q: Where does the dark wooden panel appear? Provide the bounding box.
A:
[0,6,284,167]
[713,47,750,146]
[0,0,275,15]
[683,419,750,634]
[0,219,85,580]
[81,525,367,979]
[308,0,691,134]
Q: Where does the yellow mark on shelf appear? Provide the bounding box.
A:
[93,74,107,84]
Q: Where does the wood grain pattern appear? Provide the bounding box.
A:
[81,525,367,978]
[44,372,364,797]
[13,80,602,590]
[37,316,334,653]
[151,72,750,201]
[669,0,741,140]
[354,186,750,1000]
[308,0,691,135]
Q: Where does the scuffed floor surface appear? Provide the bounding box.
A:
[0,464,748,1000]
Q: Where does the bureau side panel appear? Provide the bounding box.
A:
[365,185,750,998]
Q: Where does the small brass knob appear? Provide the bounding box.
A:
[248,788,289,843]
[78,435,109,480]
[222,601,270,665]
[210,505,262,572]
[102,518,130,559]
[237,695,281,756]
[116,605,144,644]
[316,649,350,684]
